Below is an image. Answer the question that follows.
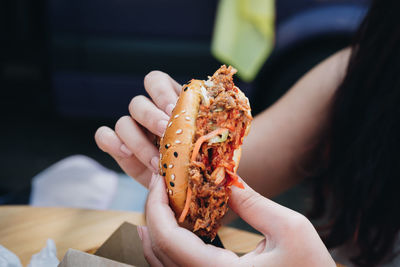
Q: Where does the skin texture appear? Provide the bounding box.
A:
[95,71,181,187]
[237,48,350,198]
[95,49,350,193]
[139,173,336,267]
[95,48,350,266]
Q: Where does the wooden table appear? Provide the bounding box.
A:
[0,206,264,266]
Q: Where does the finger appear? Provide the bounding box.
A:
[129,95,170,137]
[170,76,183,95]
[240,238,268,260]
[229,178,306,238]
[115,156,154,188]
[95,126,133,158]
[145,70,182,95]
[145,174,237,266]
[95,126,153,187]
[144,71,181,116]
[238,238,269,266]
[141,226,178,267]
[114,116,160,173]
[139,226,164,267]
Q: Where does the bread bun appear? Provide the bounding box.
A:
[159,80,202,217]
[159,66,252,238]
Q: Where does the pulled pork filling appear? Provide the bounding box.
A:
[188,66,252,239]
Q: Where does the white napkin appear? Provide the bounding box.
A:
[27,240,59,267]
[30,155,118,210]
[0,245,23,267]
[0,240,59,267]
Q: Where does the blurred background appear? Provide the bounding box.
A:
[0,0,369,216]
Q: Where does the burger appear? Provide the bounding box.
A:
[159,65,252,240]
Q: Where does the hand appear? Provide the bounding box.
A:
[140,173,335,267]
[94,71,182,187]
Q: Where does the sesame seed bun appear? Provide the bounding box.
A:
[159,80,202,217]
[159,66,252,237]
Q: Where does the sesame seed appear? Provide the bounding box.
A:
[170,181,175,187]
[184,87,188,91]
[171,174,175,180]
[168,122,172,127]
[181,110,186,114]
[176,129,182,134]
[162,172,166,176]
[165,144,170,149]
[175,140,181,144]
[163,163,167,168]
[168,189,173,195]
[185,116,190,121]
[168,164,174,168]
[174,152,178,158]
[174,114,179,119]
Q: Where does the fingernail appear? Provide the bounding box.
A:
[165,104,175,116]
[157,120,168,136]
[137,226,143,241]
[120,144,133,157]
[150,156,159,172]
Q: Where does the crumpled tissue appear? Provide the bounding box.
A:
[0,239,59,267]
[30,155,118,210]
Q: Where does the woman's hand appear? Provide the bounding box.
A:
[140,173,335,267]
[94,71,182,187]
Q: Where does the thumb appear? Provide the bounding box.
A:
[229,178,299,237]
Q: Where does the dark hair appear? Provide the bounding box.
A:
[310,0,400,266]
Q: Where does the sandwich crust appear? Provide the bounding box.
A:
[159,80,202,217]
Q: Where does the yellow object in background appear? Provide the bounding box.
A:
[212,0,275,82]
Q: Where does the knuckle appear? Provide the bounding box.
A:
[285,213,311,233]
[129,95,146,113]
[153,89,169,107]
[137,144,156,165]
[142,146,157,165]
[142,107,155,124]
[129,96,159,129]
[136,141,149,154]
[240,190,264,211]
[133,144,146,159]
[115,116,131,133]
[152,235,169,254]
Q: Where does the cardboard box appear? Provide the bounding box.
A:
[59,222,148,267]
[58,221,239,266]
[59,249,134,267]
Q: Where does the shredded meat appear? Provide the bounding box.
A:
[187,66,252,239]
